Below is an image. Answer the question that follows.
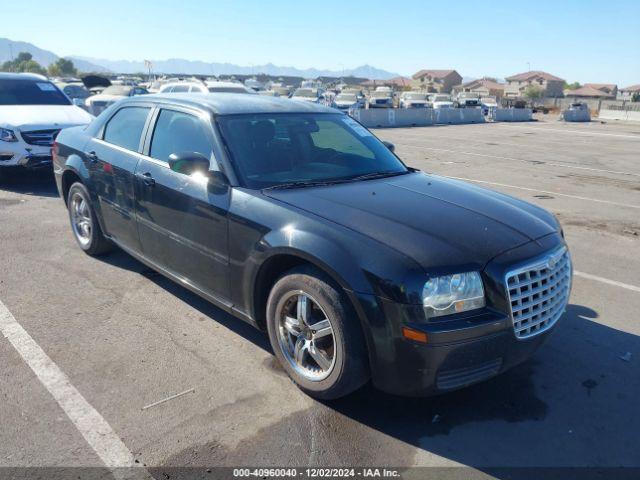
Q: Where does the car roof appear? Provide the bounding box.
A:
[0,72,49,81]
[130,92,337,115]
[160,81,204,89]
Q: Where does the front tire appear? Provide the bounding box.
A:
[266,266,369,400]
[67,182,112,256]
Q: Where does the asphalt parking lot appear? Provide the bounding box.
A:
[1,119,639,479]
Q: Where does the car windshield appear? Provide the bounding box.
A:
[0,79,71,105]
[371,91,391,98]
[62,85,90,99]
[217,113,408,189]
[336,94,357,101]
[405,93,427,100]
[432,95,450,102]
[101,85,132,96]
[293,89,316,98]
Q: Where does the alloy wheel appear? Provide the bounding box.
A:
[276,291,336,381]
[69,192,92,247]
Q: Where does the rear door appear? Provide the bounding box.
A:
[85,104,153,252]
[134,106,231,302]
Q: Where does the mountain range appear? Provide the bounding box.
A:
[1,38,398,79]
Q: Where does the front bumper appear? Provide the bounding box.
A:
[354,233,568,396]
[0,143,53,169]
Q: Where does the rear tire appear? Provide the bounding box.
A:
[67,182,112,256]
[266,266,369,400]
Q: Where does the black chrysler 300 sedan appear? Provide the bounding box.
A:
[53,93,572,399]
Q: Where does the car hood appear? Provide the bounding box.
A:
[264,172,558,272]
[0,105,93,130]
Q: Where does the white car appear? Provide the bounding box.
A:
[290,88,325,103]
[0,73,93,179]
[333,92,363,111]
[368,90,394,108]
[85,85,148,115]
[429,94,455,109]
[158,82,207,93]
[205,81,256,94]
[399,92,429,108]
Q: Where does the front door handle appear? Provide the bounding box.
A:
[136,171,155,187]
[86,150,98,162]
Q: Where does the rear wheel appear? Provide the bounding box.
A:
[266,266,369,399]
[67,182,112,256]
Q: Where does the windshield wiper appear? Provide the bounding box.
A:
[262,170,412,191]
[345,170,411,182]
[262,180,334,190]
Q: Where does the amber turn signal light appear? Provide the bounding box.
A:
[402,326,428,344]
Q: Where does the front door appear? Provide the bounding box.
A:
[134,107,230,302]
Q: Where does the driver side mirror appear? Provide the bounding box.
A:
[168,151,211,175]
[382,141,395,153]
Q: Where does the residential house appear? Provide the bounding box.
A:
[583,83,618,97]
[453,78,506,99]
[386,76,413,89]
[411,69,462,93]
[617,84,640,101]
[504,71,565,98]
[564,85,615,100]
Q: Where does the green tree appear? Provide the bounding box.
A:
[523,85,544,100]
[1,51,46,75]
[19,60,46,75]
[632,92,640,102]
[564,81,581,90]
[47,58,77,77]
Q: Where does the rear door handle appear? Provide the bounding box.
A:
[136,171,155,187]
[86,150,98,162]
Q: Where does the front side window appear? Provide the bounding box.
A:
[150,109,213,163]
[103,107,150,151]
[0,79,70,106]
[217,113,407,189]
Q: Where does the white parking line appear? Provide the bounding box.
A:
[0,298,144,473]
[498,124,640,140]
[575,271,640,293]
[416,146,640,178]
[444,175,640,210]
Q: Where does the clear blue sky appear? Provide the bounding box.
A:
[4,0,639,85]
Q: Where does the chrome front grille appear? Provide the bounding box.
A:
[506,247,571,339]
[21,129,60,147]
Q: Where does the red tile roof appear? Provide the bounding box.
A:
[505,70,564,82]
[462,78,505,90]
[565,85,614,98]
[412,69,459,80]
[621,84,640,92]
[584,83,617,92]
[386,76,412,87]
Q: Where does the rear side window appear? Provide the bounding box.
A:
[150,109,213,162]
[103,107,150,152]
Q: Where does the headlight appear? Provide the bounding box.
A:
[0,128,18,142]
[422,272,485,318]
